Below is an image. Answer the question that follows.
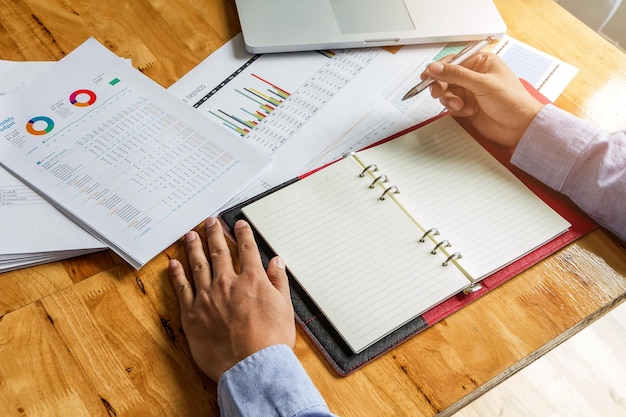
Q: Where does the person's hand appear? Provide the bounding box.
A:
[422,52,544,147]
[168,217,295,382]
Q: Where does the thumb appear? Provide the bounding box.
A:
[266,256,290,297]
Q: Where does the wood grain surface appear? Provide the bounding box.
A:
[1,1,625,416]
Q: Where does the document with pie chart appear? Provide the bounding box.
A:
[0,38,270,269]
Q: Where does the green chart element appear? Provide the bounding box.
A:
[432,42,468,62]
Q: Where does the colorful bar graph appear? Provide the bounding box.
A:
[210,73,291,136]
[318,50,336,59]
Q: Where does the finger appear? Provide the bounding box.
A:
[436,84,475,116]
[184,230,212,289]
[442,100,474,117]
[267,256,291,300]
[233,220,264,274]
[204,217,235,277]
[420,51,454,80]
[424,58,488,93]
[428,80,447,98]
[168,258,195,313]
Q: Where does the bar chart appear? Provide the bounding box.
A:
[194,48,380,155]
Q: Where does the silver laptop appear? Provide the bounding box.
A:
[235,0,507,53]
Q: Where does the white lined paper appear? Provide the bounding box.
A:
[242,115,570,353]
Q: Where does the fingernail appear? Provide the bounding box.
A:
[429,62,444,74]
[234,219,248,230]
[205,217,217,228]
[274,256,285,270]
[184,231,196,242]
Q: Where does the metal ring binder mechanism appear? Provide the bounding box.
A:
[369,175,389,189]
[419,228,440,242]
[431,240,451,254]
[463,282,483,295]
[379,186,399,200]
[443,252,462,266]
[355,158,481,296]
[359,164,378,177]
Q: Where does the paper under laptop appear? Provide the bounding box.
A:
[235,0,507,53]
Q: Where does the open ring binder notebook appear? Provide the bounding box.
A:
[220,111,597,375]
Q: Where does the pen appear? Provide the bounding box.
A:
[401,36,494,101]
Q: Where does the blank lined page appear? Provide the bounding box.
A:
[242,156,470,353]
[357,115,570,279]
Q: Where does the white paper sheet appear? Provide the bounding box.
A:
[491,35,579,102]
[0,38,271,269]
[168,34,451,208]
[0,61,106,271]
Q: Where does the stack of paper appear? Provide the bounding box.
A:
[0,39,270,270]
[0,60,105,272]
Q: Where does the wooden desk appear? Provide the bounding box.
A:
[1,1,625,415]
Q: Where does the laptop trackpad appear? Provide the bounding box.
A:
[330,0,415,34]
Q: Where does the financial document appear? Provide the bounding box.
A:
[0,166,105,270]
[0,38,270,269]
[169,34,578,209]
[0,60,106,271]
[169,34,450,206]
[491,35,578,102]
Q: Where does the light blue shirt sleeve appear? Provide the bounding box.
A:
[217,344,338,417]
[512,104,626,241]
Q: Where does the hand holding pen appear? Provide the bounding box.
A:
[412,49,544,149]
[402,36,494,101]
